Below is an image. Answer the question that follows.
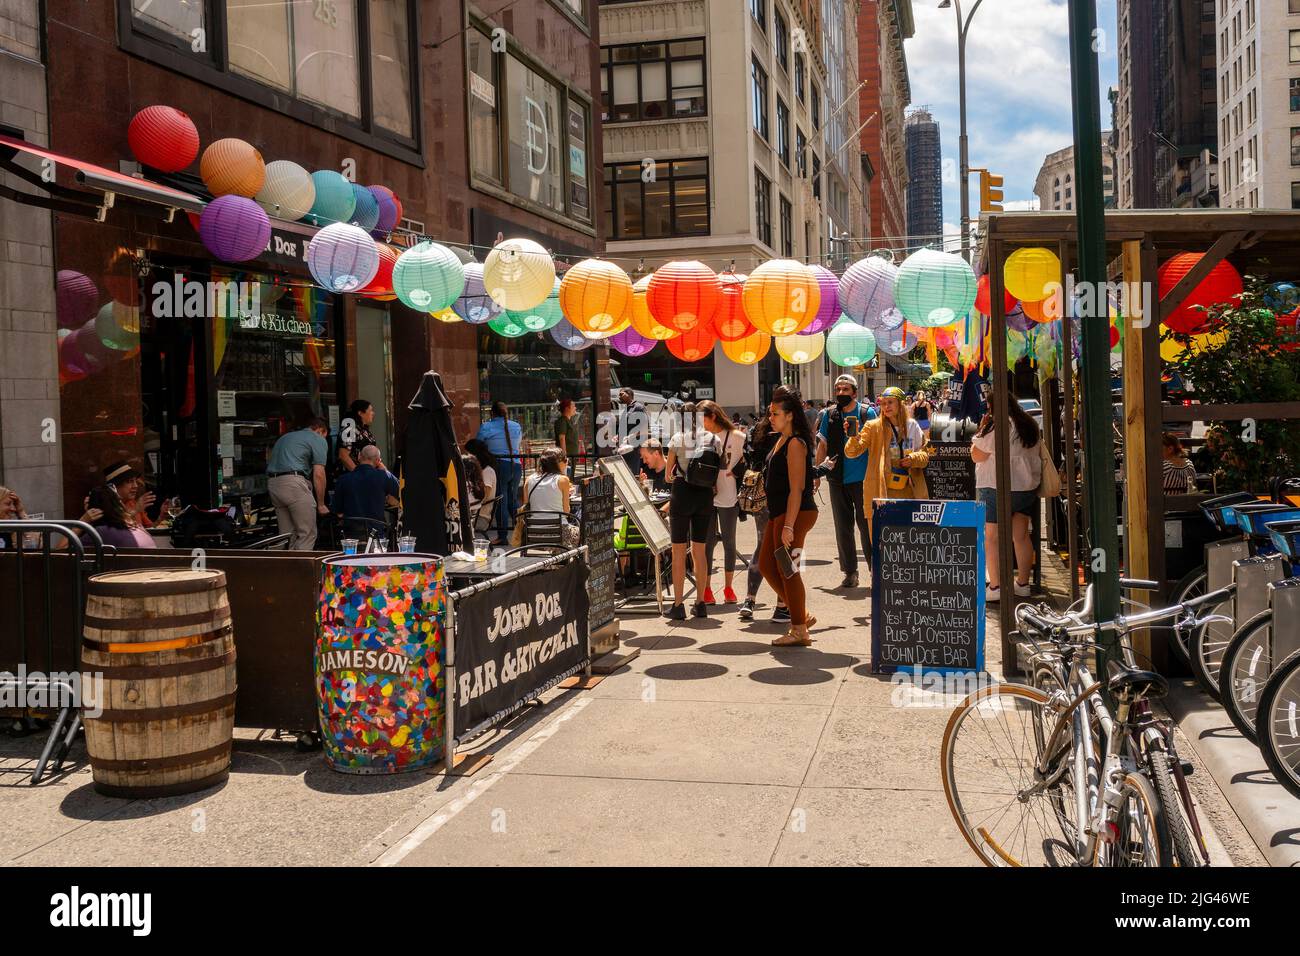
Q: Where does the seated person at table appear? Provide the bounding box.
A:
[332,445,399,538]
[521,449,572,515]
[638,441,670,492]
[81,484,156,549]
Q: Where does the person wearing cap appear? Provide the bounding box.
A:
[267,416,330,550]
[816,374,878,588]
[843,386,930,540]
[102,460,155,529]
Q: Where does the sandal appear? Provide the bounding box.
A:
[772,628,813,647]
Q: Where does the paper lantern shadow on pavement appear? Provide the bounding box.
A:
[743,259,819,335]
[1157,252,1243,335]
[128,105,199,173]
[648,260,722,333]
[307,223,380,293]
[199,138,265,198]
[393,241,465,311]
[484,238,556,312]
[200,195,271,263]
[894,248,976,329]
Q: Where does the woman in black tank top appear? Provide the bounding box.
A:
[758,387,820,647]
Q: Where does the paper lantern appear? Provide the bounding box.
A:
[254,161,315,220]
[73,320,118,369]
[609,326,657,357]
[826,317,878,367]
[550,318,594,351]
[840,256,899,328]
[1158,252,1243,334]
[802,265,840,335]
[507,280,564,332]
[628,275,679,340]
[712,273,755,341]
[721,330,772,365]
[483,238,556,311]
[878,323,918,356]
[581,317,631,340]
[393,241,466,311]
[1007,329,1030,362]
[560,259,633,333]
[127,105,199,173]
[369,185,401,234]
[1160,327,1230,362]
[488,311,530,338]
[431,308,462,323]
[94,301,141,351]
[305,170,356,226]
[359,243,399,298]
[349,183,381,231]
[775,331,825,365]
[1109,324,1121,350]
[199,194,271,262]
[1004,247,1062,303]
[1021,290,1063,323]
[199,138,265,198]
[876,307,906,332]
[647,260,722,333]
[1007,303,1035,332]
[665,327,716,362]
[453,262,504,324]
[975,273,1017,316]
[60,328,101,376]
[743,259,819,335]
[894,248,977,328]
[56,270,98,330]
[307,223,380,293]
[1265,282,1300,314]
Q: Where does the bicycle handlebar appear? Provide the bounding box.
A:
[1016,584,1226,641]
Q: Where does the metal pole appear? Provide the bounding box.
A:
[958,26,970,263]
[1067,0,1121,642]
[443,593,457,775]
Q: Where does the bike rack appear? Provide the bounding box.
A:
[1265,520,1300,667]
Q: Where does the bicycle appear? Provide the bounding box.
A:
[1255,646,1300,800]
[940,580,1219,867]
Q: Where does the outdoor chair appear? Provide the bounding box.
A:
[521,509,579,548]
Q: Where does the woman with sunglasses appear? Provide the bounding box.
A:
[843,386,930,540]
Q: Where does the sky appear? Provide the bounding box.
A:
[902,0,1119,247]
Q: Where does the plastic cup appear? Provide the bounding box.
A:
[474,537,490,562]
[341,538,359,555]
[398,536,416,553]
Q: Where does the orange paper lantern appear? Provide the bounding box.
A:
[742,259,820,335]
[720,330,772,365]
[1020,290,1063,323]
[199,138,266,198]
[647,260,722,333]
[560,259,633,334]
[712,273,756,341]
[665,326,716,362]
[628,275,680,341]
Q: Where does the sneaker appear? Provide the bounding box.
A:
[665,603,686,621]
[1013,580,1032,598]
[692,601,709,619]
[723,586,738,604]
[702,587,716,605]
[840,572,859,589]
[986,586,1001,603]
[738,599,755,620]
[772,605,791,622]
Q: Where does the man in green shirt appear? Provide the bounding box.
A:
[553,398,580,478]
[267,417,330,550]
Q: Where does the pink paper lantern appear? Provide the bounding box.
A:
[609,326,657,357]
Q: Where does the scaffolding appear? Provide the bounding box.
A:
[905,107,943,246]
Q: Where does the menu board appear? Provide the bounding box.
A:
[871,500,985,675]
[926,441,976,502]
[581,473,617,637]
[598,456,670,554]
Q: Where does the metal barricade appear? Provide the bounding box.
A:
[0,521,109,783]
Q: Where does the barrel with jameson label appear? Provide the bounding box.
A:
[316,554,445,774]
[870,500,985,675]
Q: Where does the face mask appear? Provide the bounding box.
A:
[835,394,855,410]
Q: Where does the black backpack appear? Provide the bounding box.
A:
[684,433,722,489]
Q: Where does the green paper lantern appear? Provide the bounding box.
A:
[488,310,530,338]
[393,241,465,312]
[826,315,877,367]
[894,248,977,329]
[506,280,563,332]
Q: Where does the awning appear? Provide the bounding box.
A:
[0,133,203,221]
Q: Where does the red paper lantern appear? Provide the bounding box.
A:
[1277,306,1300,352]
[711,273,756,341]
[360,243,399,298]
[974,273,1017,316]
[1158,253,1243,335]
[1109,324,1120,349]
[647,260,722,333]
[665,326,716,363]
[127,105,200,173]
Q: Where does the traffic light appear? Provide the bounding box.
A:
[980,170,1005,213]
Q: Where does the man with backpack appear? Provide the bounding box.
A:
[816,375,878,588]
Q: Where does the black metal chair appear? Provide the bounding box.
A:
[521,508,579,548]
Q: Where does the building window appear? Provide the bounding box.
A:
[1292,30,1300,62]
[811,83,821,130]
[811,152,821,201]
[568,100,591,220]
[370,0,414,137]
[780,195,793,257]
[131,0,203,45]
[600,39,707,123]
[506,55,562,213]
[1292,78,1300,111]
[1292,183,1300,209]
[555,0,586,22]
[774,10,789,72]
[1292,128,1300,166]
[468,29,501,183]
[776,97,790,168]
[750,0,766,32]
[755,169,772,247]
[796,128,807,176]
[751,57,769,140]
[603,159,709,239]
[795,53,805,102]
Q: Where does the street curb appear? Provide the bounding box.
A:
[1164,679,1300,867]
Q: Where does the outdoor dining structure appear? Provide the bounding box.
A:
[977,208,1300,675]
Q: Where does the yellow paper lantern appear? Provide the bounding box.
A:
[430,308,462,323]
[1004,247,1062,303]
[627,275,680,341]
[742,259,821,335]
[1160,328,1227,362]
[775,332,825,365]
[721,330,772,365]
[483,237,556,311]
[560,259,633,333]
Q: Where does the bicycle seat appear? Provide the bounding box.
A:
[1106,659,1169,702]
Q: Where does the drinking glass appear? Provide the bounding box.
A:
[341,538,359,555]
[397,535,417,553]
[474,537,490,562]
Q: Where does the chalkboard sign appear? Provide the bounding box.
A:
[599,456,671,554]
[926,441,976,502]
[871,499,985,675]
[581,473,617,637]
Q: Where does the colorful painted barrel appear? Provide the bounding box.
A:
[316,554,445,774]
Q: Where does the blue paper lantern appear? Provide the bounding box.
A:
[894,249,978,328]
[304,170,356,226]
[306,222,379,292]
[452,262,504,324]
[393,241,466,312]
[349,183,380,231]
[549,318,593,351]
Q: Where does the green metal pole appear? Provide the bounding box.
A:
[1066,1,1121,642]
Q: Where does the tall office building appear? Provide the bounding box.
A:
[905,108,942,244]
[1216,0,1300,208]
[858,0,914,254]
[1033,136,1118,212]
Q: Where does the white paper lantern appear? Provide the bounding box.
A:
[483,238,556,311]
[256,160,316,221]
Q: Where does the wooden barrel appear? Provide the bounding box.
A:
[81,569,237,798]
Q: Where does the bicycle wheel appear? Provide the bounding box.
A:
[1256,650,1300,800]
[1032,664,1098,851]
[1168,567,1207,666]
[1092,771,1174,867]
[941,683,1081,867]
[1147,750,1204,867]
[1218,609,1273,743]
[1189,592,1236,701]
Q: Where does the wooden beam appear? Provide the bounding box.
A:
[1158,230,1248,325]
[1162,402,1300,422]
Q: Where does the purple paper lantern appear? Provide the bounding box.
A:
[550,318,593,351]
[1007,303,1035,332]
[801,265,840,335]
[56,270,99,330]
[307,222,380,292]
[350,183,380,231]
[609,325,657,357]
[369,185,399,235]
[199,195,272,263]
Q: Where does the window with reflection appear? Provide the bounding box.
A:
[468,28,502,182]
[131,0,204,45]
[600,39,706,123]
[603,159,710,239]
[507,55,564,213]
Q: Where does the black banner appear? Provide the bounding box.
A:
[581,474,617,637]
[452,562,590,736]
[925,441,976,502]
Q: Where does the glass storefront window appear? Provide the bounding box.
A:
[468,28,502,183]
[478,328,594,450]
[228,0,293,91]
[506,54,563,214]
[369,0,413,136]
